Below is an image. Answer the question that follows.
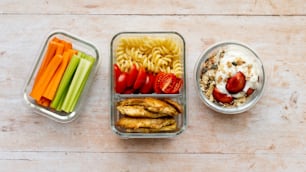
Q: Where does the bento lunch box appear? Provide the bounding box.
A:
[110,32,187,138]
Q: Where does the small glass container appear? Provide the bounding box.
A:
[23,31,100,123]
[194,42,266,114]
[110,32,187,138]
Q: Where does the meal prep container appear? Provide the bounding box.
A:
[194,42,266,114]
[110,32,187,138]
[23,31,100,123]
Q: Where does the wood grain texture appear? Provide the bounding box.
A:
[0,0,305,15]
[1,152,306,172]
[0,1,305,171]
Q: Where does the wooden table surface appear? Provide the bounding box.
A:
[1,0,305,171]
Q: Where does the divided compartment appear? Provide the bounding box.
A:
[23,31,100,123]
[110,32,187,138]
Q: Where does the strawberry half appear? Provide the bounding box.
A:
[226,71,246,94]
[212,87,233,104]
[246,88,254,96]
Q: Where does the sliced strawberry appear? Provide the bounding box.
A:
[212,87,233,104]
[226,71,246,94]
[246,88,254,96]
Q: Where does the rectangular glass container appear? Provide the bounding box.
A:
[110,32,187,138]
[23,31,100,123]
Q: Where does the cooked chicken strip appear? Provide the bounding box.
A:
[117,98,179,116]
[117,105,170,118]
[116,117,176,130]
[163,98,183,113]
[125,123,177,133]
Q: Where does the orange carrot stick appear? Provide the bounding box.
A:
[55,42,65,55]
[52,37,60,43]
[60,39,73,52]
[34,41,59,85]
[42,50,73,100]
[70,49,78,57]
[30,54,63,101]
[37,97,50,107]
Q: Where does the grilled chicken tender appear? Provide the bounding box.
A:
[163,98,183,113]
[117,105,170,118]
[117,98,179,116]
[116,117,176,131]
[125,124,177,133]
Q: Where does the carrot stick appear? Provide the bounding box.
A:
[42,99,50,107]
[36,98,44,106]
[52,37,60,43]
[34,41,59,85]
[30,54,63,101]
[60,39,73,52]
[37,97,50,107]
[42,50,73,100]
[70,49,78,57]
[55,42,65,55]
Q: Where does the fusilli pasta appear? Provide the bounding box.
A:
[115,36,183,78]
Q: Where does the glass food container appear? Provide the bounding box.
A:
[194,42,266,114]
[110,32,187,138]
[23,31,100,123]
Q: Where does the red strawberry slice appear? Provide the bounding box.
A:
[226,71,246,94]
[246,88,254,96]
[212,87,233,104]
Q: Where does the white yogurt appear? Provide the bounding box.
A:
[215,49,259,98]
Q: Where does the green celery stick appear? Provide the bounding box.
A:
[61,58,92,112]
[68,75,87,112]
[68,54,96,112]
[50,53,81,109]
[55,85,68,111]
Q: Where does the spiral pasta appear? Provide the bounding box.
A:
[115,36,183,78]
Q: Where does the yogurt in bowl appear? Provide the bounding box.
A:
[195,42,265,114]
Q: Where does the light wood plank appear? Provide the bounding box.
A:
[0,0,305,15]
[1,152,306,172]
